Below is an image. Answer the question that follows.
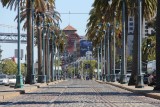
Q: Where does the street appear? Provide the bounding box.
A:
[1,80,160,107]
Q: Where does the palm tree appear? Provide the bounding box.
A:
[1,0,61,83]
[86,0,130,82]
[25,0,57,84]
[34,1,60,83]
[154,0,160,90]
[35,14,43,83]
[142,36,156,62]
[25,0,32,84]
[128,0,157,85]
[0,0,32,84]
[86,0,157,86]
[0,0,10,7]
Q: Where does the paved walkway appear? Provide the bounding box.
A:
[1,80,160,107]
[96,80,160,100]
[0,80,63,101]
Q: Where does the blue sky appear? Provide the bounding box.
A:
[0,0,93,62]
[56,0,93,35]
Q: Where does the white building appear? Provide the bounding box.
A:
[127,16,150,56]
[127,16,134,55]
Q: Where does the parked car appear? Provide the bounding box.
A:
[126,73,131,82]
[147,60,156,74]
[0,74,9,86]
[143,74,149,84]
[86,75,89,80]
[148,71,156,86]
[9,75,16,86]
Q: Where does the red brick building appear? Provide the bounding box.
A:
[63,25,80,56]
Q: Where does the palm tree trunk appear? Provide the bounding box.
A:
[125,3,128,72]
[45,35,48,82]
[51,51,54,81]
[25,0,32,84]
[154,1,160,90]
[37,25,42,83]
[51,36,55,81]
[55,49,57,80]
[128,3,138,85]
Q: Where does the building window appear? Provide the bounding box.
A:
[145,25,148,29]
[129,22,133,26]
[129,17,133,21]
[129,27,134,31]
[128,32,133,35]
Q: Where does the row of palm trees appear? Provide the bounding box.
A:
[86,0,160,90]
[0,0,66,84]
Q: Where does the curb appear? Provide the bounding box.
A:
[96,80,160,100]
[0,80,64,101]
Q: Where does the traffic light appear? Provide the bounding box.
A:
[147,38,151,47]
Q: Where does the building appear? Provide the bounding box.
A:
[63,25,81,56]
[127,16,135,55]
[79,40,92,57]
[127,16,151,56]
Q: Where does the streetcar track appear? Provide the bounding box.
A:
[1,80,160,107]
[47,80,73,107]
[91,81,119,107]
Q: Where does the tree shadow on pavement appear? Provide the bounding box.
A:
[25,91,144,97]
[0,101,50,105]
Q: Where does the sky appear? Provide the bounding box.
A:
[0,0,93,63]
[55,0,93,36]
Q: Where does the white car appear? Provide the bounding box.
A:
[9,75,16,86]
[0,74,9,86]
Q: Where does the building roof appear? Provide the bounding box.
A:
[63,25,77,31]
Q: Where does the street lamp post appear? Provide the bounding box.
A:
[51,31,55,81]
[74,40,77,77]
[97,46,100,80]
[101,40,103,80]
[46,23,50,83]
[38,14,46,83]
[31,0,36,84]
[74,62,76,78]
[106,23,111,82]
[57,44,60,80]
[55,48,57,80]
[136,0,144,88]
[104,31,107,82]
[0,46,3,74]
[64,43,67,80]
[107,0,116,82]
[89,52,92,79]
[119,55,122,82]
[120,0,127,84]
[15,0,24,88]
[111,12,116,82]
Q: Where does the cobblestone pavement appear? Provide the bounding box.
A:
[1,80,160,107]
